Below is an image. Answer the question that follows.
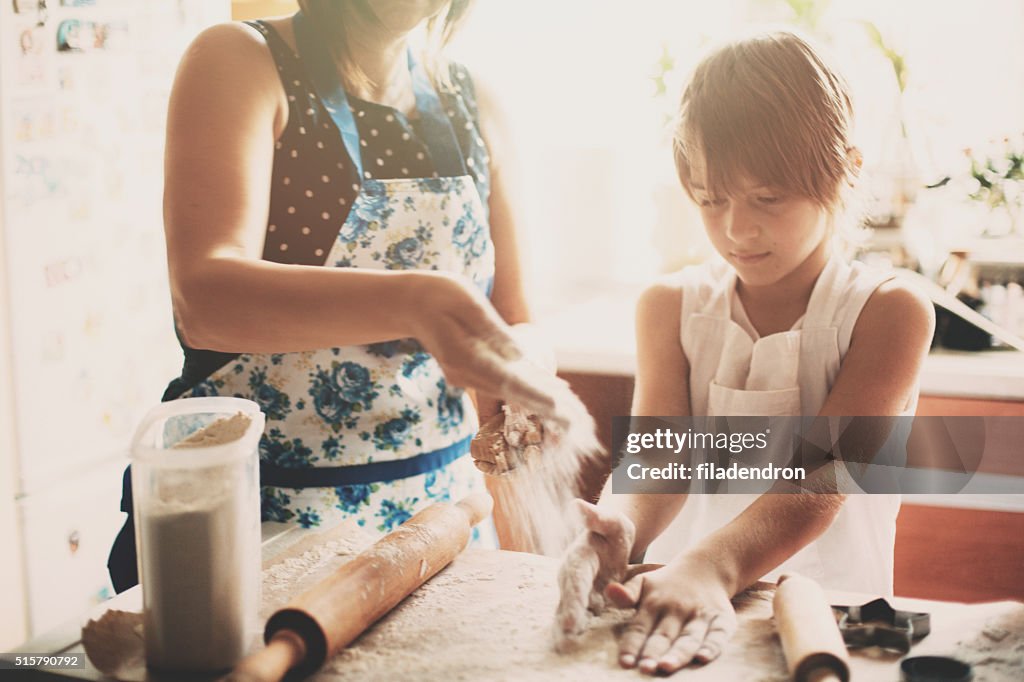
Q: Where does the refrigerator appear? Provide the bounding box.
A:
[0,0,231,640]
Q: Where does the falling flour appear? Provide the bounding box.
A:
[138,412,259,672]
[479,397,603,558]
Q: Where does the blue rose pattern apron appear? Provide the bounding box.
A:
[184,13,495,534]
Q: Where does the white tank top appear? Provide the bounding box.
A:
[643,254,915,596]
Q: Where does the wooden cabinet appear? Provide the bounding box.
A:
[895,503,1024,602]
[917,395,1024,416]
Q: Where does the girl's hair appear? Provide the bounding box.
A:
[296,0,473,92]
[673,30,858,216]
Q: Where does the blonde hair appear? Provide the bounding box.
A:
[296,0,472,92]
[673,30,859,218]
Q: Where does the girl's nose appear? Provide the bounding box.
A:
[723,204,760,243]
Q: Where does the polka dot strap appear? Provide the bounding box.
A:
[291,11,468,180]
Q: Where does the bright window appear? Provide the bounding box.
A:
[451,0,1024,304]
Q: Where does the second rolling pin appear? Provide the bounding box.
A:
[773,574,850,682]
[228,492,493,682]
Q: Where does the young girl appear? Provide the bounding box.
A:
[556,31,934,675]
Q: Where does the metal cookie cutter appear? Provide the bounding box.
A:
[831,598,931,654]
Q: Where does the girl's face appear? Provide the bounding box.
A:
[362,0,450,33]
[687,158,830,288]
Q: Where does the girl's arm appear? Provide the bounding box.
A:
[601,280,692,561]
[162,25,553,411]
[605,280,935,674]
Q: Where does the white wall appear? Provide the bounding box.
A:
[0,0,28,650]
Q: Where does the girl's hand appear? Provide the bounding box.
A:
[605,555,738,675]
[554,501,636,648]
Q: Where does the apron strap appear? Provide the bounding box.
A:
[292,11,468,181]
[803,254,848,329]
[407,52,469,177]
[261,434,472,488]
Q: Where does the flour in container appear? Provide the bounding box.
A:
[138,411,260,672]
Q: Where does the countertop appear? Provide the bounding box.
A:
[5,522,1023,681]
[536,289,1024,401]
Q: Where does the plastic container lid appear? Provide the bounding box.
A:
[130,396,265,469]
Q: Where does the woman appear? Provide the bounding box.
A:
[108,0,550,591]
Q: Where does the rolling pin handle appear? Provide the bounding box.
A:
[456,491,494,526]
[806,670,845,682]
[773,575,851,682]
[224,629,307,682]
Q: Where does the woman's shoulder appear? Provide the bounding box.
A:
[173,21,282,84]
[170,21,284,113]
[184,20,275,57]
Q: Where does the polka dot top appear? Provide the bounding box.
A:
[250,19,491,265]
[163,19,492,400]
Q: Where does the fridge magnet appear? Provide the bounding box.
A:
[15,29,47,87]
[13,99,56,142]
[13,154,61,205]
[57,19,128,51]
[44,256,83,288]
[56,19,95,51]
[13,0,47,25]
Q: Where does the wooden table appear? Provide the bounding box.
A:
[6,522,1023,681]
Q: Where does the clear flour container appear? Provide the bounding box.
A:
[130,396,265,672]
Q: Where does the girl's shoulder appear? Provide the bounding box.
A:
[636,260,729,328]
[670,259,734,317]
[853,276,935,340]
[832,260,935,354]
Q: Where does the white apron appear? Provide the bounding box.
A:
[644,255,913,596]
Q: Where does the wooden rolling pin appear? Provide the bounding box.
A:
[227,493,493,682]
[773,574,850,682]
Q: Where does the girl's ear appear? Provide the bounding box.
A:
[846,146,864,182]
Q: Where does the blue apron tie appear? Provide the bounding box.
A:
[261,434,472,487]
[292,11,468,181]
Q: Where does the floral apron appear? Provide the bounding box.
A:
[108,13,495,592]
[210,12,496,533]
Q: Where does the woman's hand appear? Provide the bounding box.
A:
[407,272,574,423]
[554,501,636,648]
[605,554,738,675]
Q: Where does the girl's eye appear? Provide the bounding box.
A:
[700,198,727,208]
[756,195,782,205]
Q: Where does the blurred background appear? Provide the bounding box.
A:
[1,0,1022,649]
